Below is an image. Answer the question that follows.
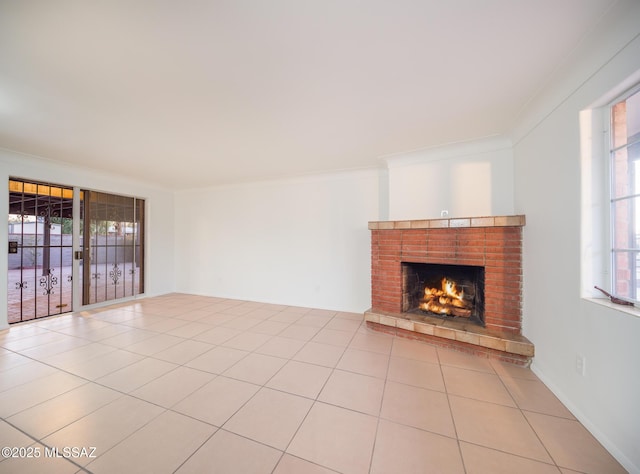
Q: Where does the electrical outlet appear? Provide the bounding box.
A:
[576,354,586,376]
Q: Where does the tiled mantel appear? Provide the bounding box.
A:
[367,215,533,365]
[368,214,526,230]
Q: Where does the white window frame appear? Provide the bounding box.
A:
[607,84,640,304]
[580,73,640,314]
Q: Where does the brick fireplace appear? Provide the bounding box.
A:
[365,215,534,365]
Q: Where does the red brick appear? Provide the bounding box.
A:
[370,223,524,337]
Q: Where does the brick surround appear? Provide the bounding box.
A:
[367,215,533,362]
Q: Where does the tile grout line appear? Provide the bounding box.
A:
[365,334,394,474]
[0,416,94,473]
[493,361,564,471]
[267,313,363,473]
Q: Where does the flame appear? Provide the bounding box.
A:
[424,277,464,301]
[419,277,471,317]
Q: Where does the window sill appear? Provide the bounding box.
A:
[584,297,640,318]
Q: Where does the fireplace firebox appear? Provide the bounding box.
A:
[402,262,485,326]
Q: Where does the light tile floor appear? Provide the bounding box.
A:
[0,294,627,474]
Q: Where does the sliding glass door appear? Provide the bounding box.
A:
[7,179,145,323]
[81,190,145,305]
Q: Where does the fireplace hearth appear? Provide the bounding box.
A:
[366,215,534,365]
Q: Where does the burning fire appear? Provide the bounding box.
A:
[419,277,472,317]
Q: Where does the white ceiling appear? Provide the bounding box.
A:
[0,0,616,189]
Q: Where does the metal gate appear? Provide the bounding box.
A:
[81,190,145,305]
[7,180,146,323]
[8,179,74,323]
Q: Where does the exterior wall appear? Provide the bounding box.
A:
[7,234,138,270]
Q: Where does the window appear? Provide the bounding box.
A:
[609,88,640,303]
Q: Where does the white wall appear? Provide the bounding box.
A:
[174,169,380,313]
[0,148,176,329]
[384,136,514,221]
[513,1,640,472]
